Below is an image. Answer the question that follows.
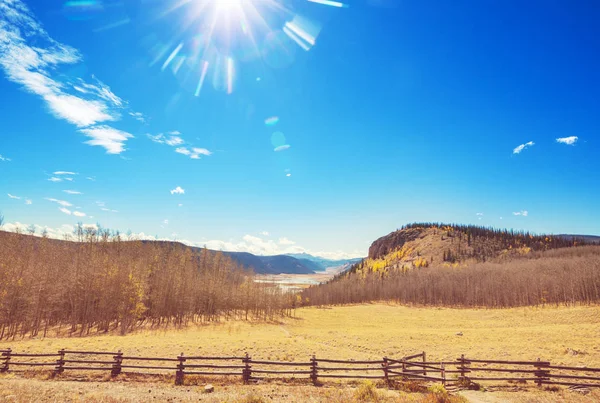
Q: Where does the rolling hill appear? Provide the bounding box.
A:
[0,230,337,275]
[301,223,600,307]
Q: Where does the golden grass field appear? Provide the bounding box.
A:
[2,304,600,402]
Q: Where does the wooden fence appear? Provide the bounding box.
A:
[1,348,600,389]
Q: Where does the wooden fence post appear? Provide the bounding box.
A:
[242,352,251,384]
[1,349,10,373]
[535,357,544,387]
[401,357,406,380]
[382,357,389,386]
[422,351,427,376]
[54,349,65,376]
[459,354,466,380]
[310,354,318,386]
[111,350,123,377]
[441,362,446,386]
[175,353,185,385]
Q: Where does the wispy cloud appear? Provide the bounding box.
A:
[79,126,133,154]
[175,147,191,156]
[86,176,96,181]
[274,145,291,152]
[170,186,185,195]
[73,211,86,217]
[59,207,72,215]
[0,0,134,153]
[513,210,529,217]
[54,171,77,175]
[513,141,534,154]
[0,154,11,162]
[48,177,62,182]
[63,190,82,195]
[148,132,212,159]
[100,207,118,213]
[45,197,73,207]
[25,199,32,205]
[165,136,184,146]
[556,136,578,146]
[202,234,363,259]
[260,231,270,236]
[129,111,146,123]
[7,193,21,199]
[476,212,484,216]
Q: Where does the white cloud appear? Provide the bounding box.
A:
[79,125,134,154]
[149,132,211,159]
[274,145,291,152]
[165,136,184,146]
[86,177,96,181]
[129,111,146,123]
[48,177,62,182]
[0,0,133,153]
[100,207,118,213]
[45,197,73,207]
[192,147,211,156]
[25,199,32,205]
[476,212,484,216]
[54,171,77,175]
[163,219,169,225]
[513,141,534,154]
[0,221,364,259]
[170,186,185,195]
[147,133,166,144]
[73,211,86,217]
[202,234,363,259]
[286,173,292,177]
[279,237,296,245]
[178,203,183,207]
[59,207,72,215]
[513,210,529,217]
[0,154,11,162]
[556,136,578,145]
[63,190,82,195]
[260,231,270,236]
[7,193,21,199]
[175,147,191,156]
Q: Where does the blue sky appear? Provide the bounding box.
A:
[0,0,599,258]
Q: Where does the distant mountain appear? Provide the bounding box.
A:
[223,252,319,275]
[0,230,335,276]
[284,253,363,271]
[556,234,600,244]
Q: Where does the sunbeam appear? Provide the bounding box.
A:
[150,0,346,95]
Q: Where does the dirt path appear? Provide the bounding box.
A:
[458,390,509,403]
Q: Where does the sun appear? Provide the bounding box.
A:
[153,0,346,95]
[214,0,244,13]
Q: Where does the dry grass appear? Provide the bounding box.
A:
[2,304,600,365]
[1,304,600,401]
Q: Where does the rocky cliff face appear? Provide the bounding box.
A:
[368,227,425,259]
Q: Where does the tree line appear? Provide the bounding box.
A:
[0,224,294,340]
[301,245,600,308]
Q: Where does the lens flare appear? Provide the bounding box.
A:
[62,0,104,21]
[265,116,279,126]
[195,61,210,97]
[150,0,347,95]
[307,0,348,7]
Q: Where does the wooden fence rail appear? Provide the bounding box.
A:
[1,349,600,389]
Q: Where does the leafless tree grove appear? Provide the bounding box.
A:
[0,226,294,340]
[302,245,600,308]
